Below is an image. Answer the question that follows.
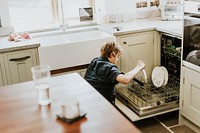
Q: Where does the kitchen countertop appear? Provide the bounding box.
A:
[0,37,40,53]
[99,17,183,37]
[0,73,141,133]
[0,17,183,52]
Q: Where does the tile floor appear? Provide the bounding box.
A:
[133,110,196,133]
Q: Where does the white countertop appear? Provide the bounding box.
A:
[0,37,40,53]
[98,17,183,37]
[0,17,183,53]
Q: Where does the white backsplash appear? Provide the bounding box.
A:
[95,0,161,23]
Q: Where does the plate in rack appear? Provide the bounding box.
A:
[160,66,168,86]
[152,67,165,87]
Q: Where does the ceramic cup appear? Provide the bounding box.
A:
[61,97,80,119]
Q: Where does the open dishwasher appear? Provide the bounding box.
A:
[115,33,181,119]
[115,75,179,117]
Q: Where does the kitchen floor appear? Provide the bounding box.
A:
[133,110,196,133]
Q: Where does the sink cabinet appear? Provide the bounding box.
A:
[116,31,159,80]
[1,48,39,85]
[180,66,200,132]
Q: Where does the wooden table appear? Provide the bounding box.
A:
[0,73,141,133]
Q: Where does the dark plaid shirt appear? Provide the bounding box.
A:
[84,57,123,104]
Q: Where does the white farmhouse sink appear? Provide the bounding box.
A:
[37,29,114,70]
[64,30,112,41]
[34,35,72,47]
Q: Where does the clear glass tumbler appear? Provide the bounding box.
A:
[31,65,51,106]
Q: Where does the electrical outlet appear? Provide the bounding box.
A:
[136,1,148,8]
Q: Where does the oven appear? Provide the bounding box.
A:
[183,15,200,72]
[115,33,181,117]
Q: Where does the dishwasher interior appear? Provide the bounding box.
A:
[115,34,181,117]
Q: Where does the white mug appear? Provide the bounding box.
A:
[61,97,80,119]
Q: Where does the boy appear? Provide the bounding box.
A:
[84,42,145,104]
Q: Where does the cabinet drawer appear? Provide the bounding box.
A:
[3,48,38,85]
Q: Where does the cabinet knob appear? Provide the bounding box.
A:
[123,41,127,44]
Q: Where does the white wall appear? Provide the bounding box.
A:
[104,0,135,15]
[95,0,136,22]
[95,0,160,23]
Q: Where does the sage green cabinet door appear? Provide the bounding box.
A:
[0,54,7,86]
[117,31,157,80]
[182,66,200,126]
[4,49,38,85]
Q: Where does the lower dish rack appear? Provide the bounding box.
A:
[115,75,180,117]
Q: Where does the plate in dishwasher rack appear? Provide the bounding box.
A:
[160,66,168,86]
[152,67,165,87]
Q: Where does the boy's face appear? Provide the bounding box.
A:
[109,52,121,64]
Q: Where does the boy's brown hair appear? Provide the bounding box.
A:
[100,42,122,58]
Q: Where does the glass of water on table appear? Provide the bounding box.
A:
[31,65,52,106]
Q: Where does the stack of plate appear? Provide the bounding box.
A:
[151,66,168,87]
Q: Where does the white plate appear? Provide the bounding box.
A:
[186,50,200,66]
[186,50,198,61]
[160,66,168,86]
[152,67,165,87]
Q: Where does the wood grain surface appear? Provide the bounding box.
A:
[0,73,141,133]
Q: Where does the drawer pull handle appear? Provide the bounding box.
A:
[123,41,127,44]
[9,56,30,62]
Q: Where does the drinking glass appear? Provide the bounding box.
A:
[31,65,51,106]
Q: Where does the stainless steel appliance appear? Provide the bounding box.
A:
[116,34,181,117]
[183,12,200,72]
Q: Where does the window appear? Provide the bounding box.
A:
[7,0,95,32]
[60,0,94,25]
